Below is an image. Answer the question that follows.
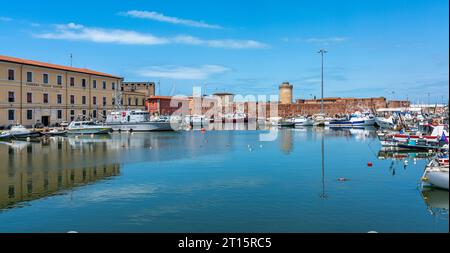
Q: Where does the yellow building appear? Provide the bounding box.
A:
[0,55,123,128]
[121,81,155,110]
[279,82,293,105]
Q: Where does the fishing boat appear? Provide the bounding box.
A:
[422,156,449,190]
[0,125,42,140]
[278,118,295,128]
[329,113,375,128]
[293,116,314,127]
[312,114,331,127]
[375,116,395,129]
[378,125,449,147]
[106,110,178,132]
[67,121,112,135]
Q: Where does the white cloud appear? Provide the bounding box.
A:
[137,65,231,80]
[0,16,12,22]
[123,10,223,29]
[304,37,348,43]
[34,23,267,49]
[282,37,348,45]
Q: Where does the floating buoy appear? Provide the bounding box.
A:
[26,137,31,142]
[201,128,205,132]
[404,160,409,165]
[367,162,373,167]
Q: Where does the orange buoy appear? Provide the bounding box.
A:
[201,128,205,132]
[367,162,373,167]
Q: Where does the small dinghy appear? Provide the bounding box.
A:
[43,128,67,137]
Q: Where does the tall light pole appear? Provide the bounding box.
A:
[318,49,327,114]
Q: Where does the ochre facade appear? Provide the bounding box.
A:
[0,55,123,128]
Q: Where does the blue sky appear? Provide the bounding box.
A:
[0,0,448,103]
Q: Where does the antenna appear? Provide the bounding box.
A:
[158,80,161,96]
[70,53,73,67]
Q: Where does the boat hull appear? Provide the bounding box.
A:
[0,131,42,140]
[329,119,375,127]
[425,170,449,190]
[67,128,112,135]
[106,122,178,132]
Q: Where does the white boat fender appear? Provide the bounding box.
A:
[26,137,31,142]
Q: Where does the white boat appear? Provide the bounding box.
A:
[422,157,449,190]
[67,121,112,135]
[375,116,395,129]
[329,114,375,127]
[185,115,209,126]
[106,110,178,132]
[312,114,331,126]
[293,116,314,127]
[0,125,42,140]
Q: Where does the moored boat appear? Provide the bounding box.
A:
[375,116,395,129]
[329,113,375,128]
[422,156,449,190]
[293,116,314,127]
[106,110,179,132]
[67,121,112,135]
[0,125,42,140]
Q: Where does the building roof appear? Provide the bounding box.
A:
[213,92,234,96]
[123,82,155,85]
[0,55,123,79]
[148,95,190,100]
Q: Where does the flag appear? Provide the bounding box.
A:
[441,132,449,144]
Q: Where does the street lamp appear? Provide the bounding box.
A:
[318,49,328,114]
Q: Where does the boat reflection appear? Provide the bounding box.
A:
[377,148,435,160]
[420,188,449,220]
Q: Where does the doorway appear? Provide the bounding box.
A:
[41,116,50,127]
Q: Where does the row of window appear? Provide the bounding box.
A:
[7,91,112,106]
[7,109,107,121]
[7,92,146,106]
[7,69,116,89]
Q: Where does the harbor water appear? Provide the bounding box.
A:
[0,127,448,232]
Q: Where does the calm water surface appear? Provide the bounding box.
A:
[0,127,448,232]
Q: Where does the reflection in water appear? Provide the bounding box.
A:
[279,129,293,154]
[0,139,120,210]
[421,188,449,220]
[320,134,327,200]
[377,148,435,161]
[0,127,447,232]
[0,132,237,211]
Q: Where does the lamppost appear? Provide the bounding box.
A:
[318,49,327,114]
